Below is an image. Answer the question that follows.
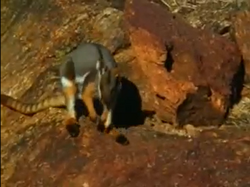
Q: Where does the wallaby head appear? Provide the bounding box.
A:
[96,60,122,109]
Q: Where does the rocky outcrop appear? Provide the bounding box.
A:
[5,120,250,187]
[1,0,249,186]
[124,0,243,127]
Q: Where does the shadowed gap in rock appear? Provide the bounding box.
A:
[223,59,246,124]
[176,86,225,127]
[229,59,245,106]
[113,77,155,128]
[159,42,245,127]
[164,42,174,72]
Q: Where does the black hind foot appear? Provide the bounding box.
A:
[108,127,130,146]
[96,119,130,145]
[64,117,80,138]
[66,124,80,137]
[96,117,105,132]
[115,133,130,145]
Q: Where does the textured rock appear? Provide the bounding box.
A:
[179,1,250,36]
[233,10,250,83]
[90,7,130,54]
[4,120,250,187]
[1,0,250,186]
[124,0,242,127]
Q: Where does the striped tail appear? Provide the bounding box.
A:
[1,94,66,115]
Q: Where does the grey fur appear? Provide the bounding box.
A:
[65,42,117,77]
[59,42,120,103]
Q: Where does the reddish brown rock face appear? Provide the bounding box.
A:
[124,0,242,127]
[233,10,250,83]
[1,0,250,186]
[5,121,250,187]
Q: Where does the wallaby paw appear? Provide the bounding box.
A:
[88,114,97,123]
[64,118,80,138]
[97,123,106,133]
[96,117,108,132]
[97,124,130,145]
[108,128,130,146]
[66,124,80,137]
[115,134,130,146]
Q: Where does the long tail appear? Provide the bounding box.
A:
[1,94,66,115]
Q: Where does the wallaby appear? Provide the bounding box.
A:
[1,42,129,145]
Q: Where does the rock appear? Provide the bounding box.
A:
[124,0,242,127]
[158,1,250,41]
[90,7,130,54]
[1,0,250,186]
[179,1,250,35]
[232,10,250,83]
[4,119,250,187]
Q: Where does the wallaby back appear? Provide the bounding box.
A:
[67,42,117,78]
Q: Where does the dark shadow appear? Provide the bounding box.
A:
[218,25,231,36]
[156,93,166,100]
[229,59,245,107]
[113,77,154,129]
[223,59,245,124]
[75,99,88,120]
[164,42,174,72]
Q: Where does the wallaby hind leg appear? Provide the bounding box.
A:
[100,105,111,131]
[59,57,81,137]
[81,82,98,122]
[100,105,129,145]
[61,77,79,137]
